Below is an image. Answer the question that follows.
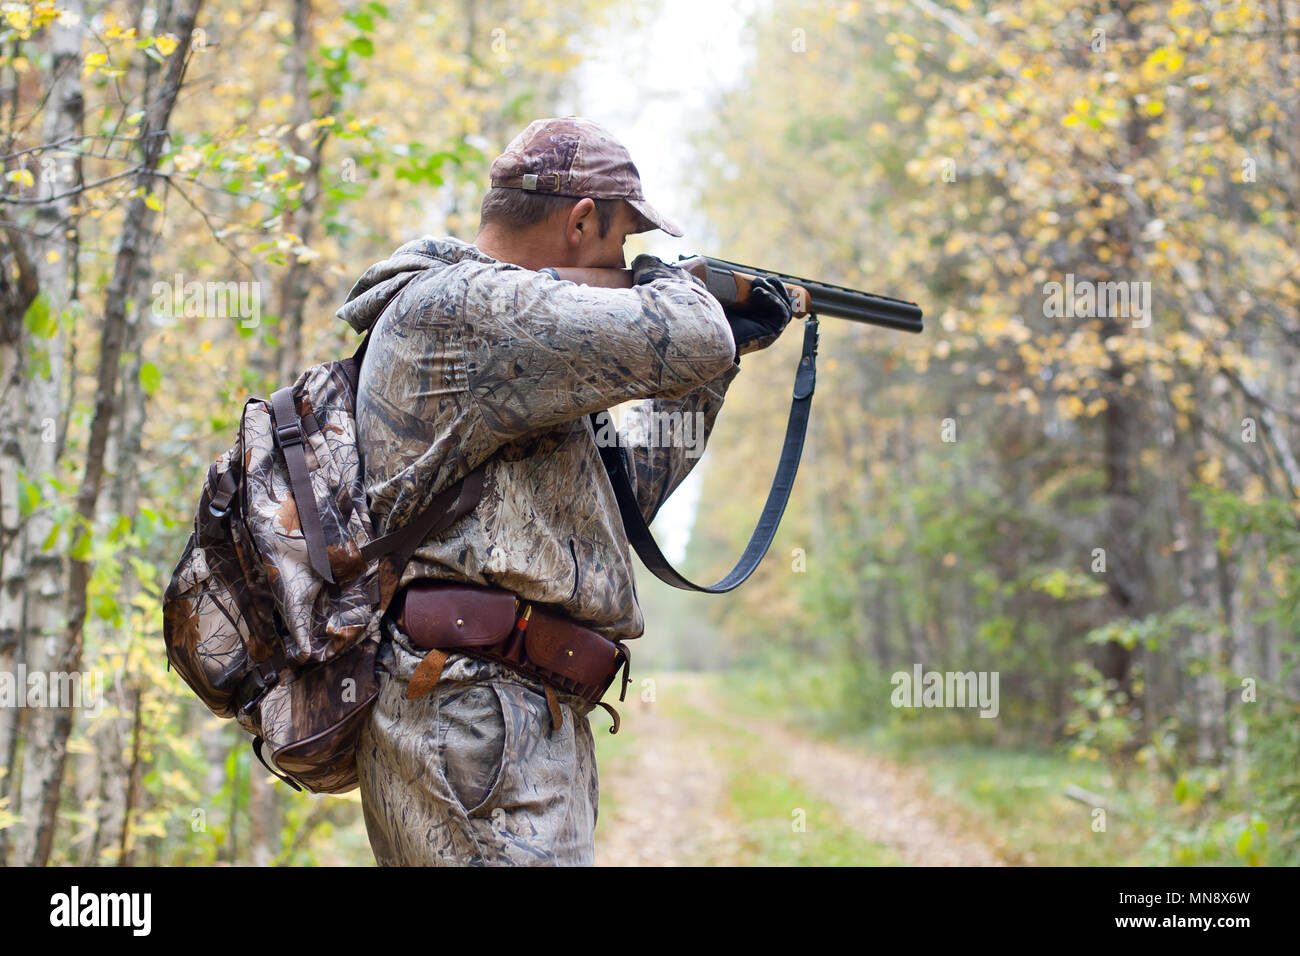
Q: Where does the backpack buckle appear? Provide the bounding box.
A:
[275,421,303,448]
[239,667,280,716]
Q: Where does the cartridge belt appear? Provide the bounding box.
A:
[392,580,631,733]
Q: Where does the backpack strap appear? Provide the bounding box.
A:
[345,324,486,595]
[270,386,336,585]
[339,328,372,395]
[360,466,487,584]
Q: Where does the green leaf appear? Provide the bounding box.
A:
[348,36,374,57]
[139,361,162,395]
[23,294,55,338]
[343,10,374,32]
[17,477,40,518]
[69,530,91,561]
[93,592,119,621]
[41,523,60,552]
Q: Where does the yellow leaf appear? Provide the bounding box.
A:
[154,34,179,56]
[144,192,163,212]
[3,8,32,33]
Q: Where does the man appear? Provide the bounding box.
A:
[339,116,794,865]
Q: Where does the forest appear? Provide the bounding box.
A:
[1,0,1296,866]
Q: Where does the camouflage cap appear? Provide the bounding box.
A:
[489,116,684,237]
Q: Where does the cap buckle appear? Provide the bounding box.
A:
[520,172,561,193]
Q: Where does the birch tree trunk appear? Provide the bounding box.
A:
[8,0,82,867]
[0,226,39,863]
[19,0,203,866]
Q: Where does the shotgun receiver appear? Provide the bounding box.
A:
[551,255,924,333]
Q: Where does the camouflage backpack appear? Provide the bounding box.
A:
[162,334,485,794]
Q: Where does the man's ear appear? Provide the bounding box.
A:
[564,197,596,248]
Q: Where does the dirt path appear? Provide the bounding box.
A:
[593,674,744,866]
[594,671,1003,866]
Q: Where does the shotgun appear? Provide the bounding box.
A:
[551,254,924,333]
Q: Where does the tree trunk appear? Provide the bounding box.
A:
[22,0,203,866]
[277,0,328,386]
[84,225,155,864]
[0,226,39,864]
[8,0,83,867]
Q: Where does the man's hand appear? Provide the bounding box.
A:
[630,253,692,287]
[725,273,795,359]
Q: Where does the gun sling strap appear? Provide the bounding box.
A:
[590,315,820,593]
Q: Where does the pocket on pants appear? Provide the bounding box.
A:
[435,682,511,817]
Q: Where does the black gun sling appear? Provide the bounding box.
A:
[589,315,820,594]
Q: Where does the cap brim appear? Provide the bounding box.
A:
[626,197,684,238]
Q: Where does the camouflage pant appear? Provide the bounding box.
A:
[356,621,600,866]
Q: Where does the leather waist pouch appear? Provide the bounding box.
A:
[397,583,516,648]
[395,581,628,705]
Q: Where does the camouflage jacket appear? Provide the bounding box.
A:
[337,236,740,642]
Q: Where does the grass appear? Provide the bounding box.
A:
[708,662,1273,866]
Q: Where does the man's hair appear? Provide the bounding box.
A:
[478,186,623,238]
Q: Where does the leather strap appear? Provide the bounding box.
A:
[590,315,820,592]
[544,685,563,733]
[253,737,303,792]
[406,647,448,700]
[595,700,621,734]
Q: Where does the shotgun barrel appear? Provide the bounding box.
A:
[680,254,924,334]
[546,256,924,334]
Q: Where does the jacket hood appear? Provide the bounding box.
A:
[336,236,494,334]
